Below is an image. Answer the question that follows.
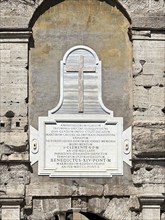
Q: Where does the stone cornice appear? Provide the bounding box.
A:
[139,195,165,206]
[0,29,32,43]
[132,30,165,40]
[0,197,24,205]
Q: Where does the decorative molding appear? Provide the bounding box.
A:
[0,30,32,43]
[132,30,165,41]
[139,195,164,220]
[49,45,113,116]
[0,197,24,205]
[139,195,165,206]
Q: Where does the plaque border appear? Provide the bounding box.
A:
[36,114,123,177]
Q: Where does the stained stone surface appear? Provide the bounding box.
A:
[0,0,165,220]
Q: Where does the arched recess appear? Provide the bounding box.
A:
[29,0,133,130]
[29,0,131,28]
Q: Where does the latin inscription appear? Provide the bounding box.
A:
[45,122,118,170]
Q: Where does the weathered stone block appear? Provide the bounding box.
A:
[133,40,165,75]
[134,75,164,88]
[133,123,165,157]
[0,1,36,28]
[103,198,131,220]
[0,117,27,131]
[30,198,71,220]
[0,66,27,86]
[77,184,103,196]
[0,131,27,147]
[88,197,110,214]
[149,87,165,107]
[131,211,142,220]
[42,198,71,213]
[149,0,164,12]
[132,163,165,185]
[26,183,74,197]
[6,184,25,197]
[28,208,45,220]
[133,86,149,108]
[72,198,88,210]
[1,205,20,220]
[104,184,131,196]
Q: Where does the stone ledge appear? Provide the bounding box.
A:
[139,195,165,205]
[132,30,165,40]
[0,30,32,42]
[0,197,24,205]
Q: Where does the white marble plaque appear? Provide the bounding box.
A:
[31,114,125,177]
[30,45,132,177]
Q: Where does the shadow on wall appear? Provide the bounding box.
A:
[54,212,108,220]
[81,212,108,220]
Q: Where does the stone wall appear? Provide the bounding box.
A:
[0,0,165,220]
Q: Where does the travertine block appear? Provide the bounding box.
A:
[133,40,165,75]
[43,198,71,212]
[142,205,161,220]
[2,205,20,220]
[26,183,74,197]
[133,184,165,196]
[104,184,131,196]
[133,123,165,156]
[30,198,71,220]
[6,184,25,197]
[149,0,165,12]
[77,184,103,196]
[134,86,149,108]
[0,67,27,85]
[0,164,29,192]
[88,197,110,214]
[103,198,131,220]
[0,102,27,116]
[0,131,27,146]
[0,85,27,109]
[134,75,164,87]
[0,116,27,131]
[133,84,165,118]
[132,164,165,185]
[149,87,165,107]
[72,198,88,210]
